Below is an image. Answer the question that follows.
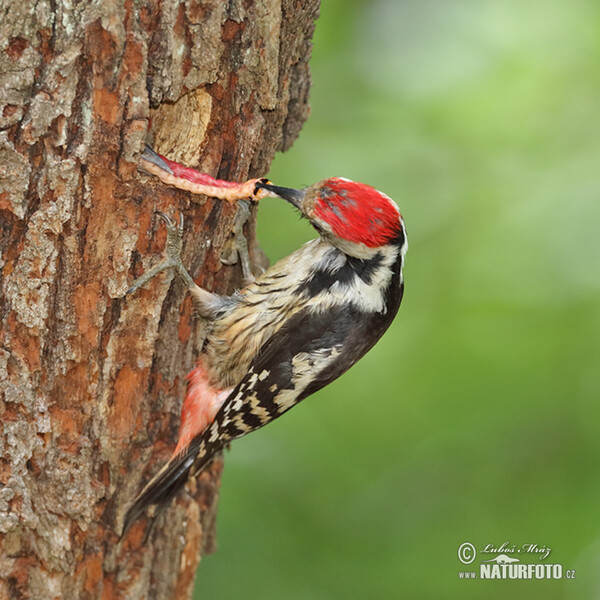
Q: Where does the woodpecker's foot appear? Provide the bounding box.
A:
[220,200,254,284]
[127,212,196,294]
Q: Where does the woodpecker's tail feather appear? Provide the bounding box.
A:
[121,446,198,539]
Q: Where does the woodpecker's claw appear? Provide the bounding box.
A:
[155,210,185,242]
[126,211,196,294]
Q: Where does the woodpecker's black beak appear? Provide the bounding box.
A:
[255,181,305,209]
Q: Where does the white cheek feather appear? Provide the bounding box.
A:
[326,275,387,313]
[332,237,383,260]
[309,243,400,314]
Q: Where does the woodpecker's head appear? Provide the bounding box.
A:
[257,178,406,259]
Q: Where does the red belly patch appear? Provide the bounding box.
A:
[175,361,232,455]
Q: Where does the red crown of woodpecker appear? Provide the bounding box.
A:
[311,177,402,248]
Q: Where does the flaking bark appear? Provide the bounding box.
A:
[0,1,319,598]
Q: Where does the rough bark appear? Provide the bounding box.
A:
[0,1,319,598]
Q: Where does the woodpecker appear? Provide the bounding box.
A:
[123,152,407,536]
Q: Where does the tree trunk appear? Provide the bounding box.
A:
[0,1,319,598]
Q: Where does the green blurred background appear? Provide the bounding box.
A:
[197,1,600,598]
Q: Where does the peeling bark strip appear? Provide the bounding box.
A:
[0,1,319,598]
